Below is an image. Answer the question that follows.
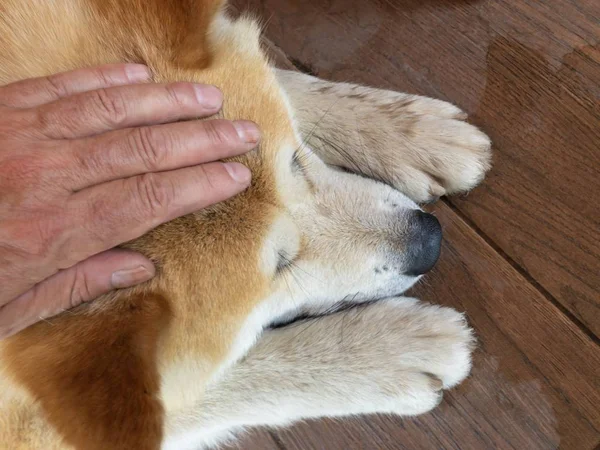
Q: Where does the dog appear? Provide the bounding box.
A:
[0,0,491,448]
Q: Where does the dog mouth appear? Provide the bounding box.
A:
[267,285,414,329]
[268,299,376,329]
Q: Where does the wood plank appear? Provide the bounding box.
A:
[230,0,600,336]
[273,202,600,450]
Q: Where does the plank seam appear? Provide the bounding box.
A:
[444,198,599,345]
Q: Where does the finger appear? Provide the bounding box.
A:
[0,249,155,340]
[33,82,225,139]
[60,162,251,264]
[67,119,260,190]
[0,64,151,108]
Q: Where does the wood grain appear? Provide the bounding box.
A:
[222,429,282,449]
[274,202,600,450]
[231,0,600,336]
[226,1,599,448]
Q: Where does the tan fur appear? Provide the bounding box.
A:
[0,1,296,447]
[3,293,170,450]
[0,1,491,448]
[187,298,475,427]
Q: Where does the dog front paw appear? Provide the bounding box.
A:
[278,71,492,203]
[346,298,475,415]
[347,89,493,203]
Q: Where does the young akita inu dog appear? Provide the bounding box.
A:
[0,1,491,448]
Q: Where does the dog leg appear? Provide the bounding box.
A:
[277,69,492,203]
[166,298,474,448]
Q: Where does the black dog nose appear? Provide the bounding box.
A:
[404,210,442,276]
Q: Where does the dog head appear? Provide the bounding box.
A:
[0,1,441,448]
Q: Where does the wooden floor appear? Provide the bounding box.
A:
[226,1,600,449]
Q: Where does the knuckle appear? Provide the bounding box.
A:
[129,127,167,171]
[90,67,115,88]
[43,74,70,99]
[32,107,62,138]
[69,264,94,308]
[92,88,128,126]
[134,173,172,218]
[195,164,216,191]
[164,83,189,108]
[203,120,233,146]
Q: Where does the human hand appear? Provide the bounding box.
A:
[0,64,259,339]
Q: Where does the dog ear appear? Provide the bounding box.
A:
[3,292,171,450]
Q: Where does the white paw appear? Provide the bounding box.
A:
[362,90,491,203]
[385,95,492,203]
[351,298,475,415]
[323,84,492,203]
[280,72,492,203]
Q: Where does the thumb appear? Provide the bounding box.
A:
[0,249,155,340]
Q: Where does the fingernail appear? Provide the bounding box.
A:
[233,120,261,144]
[194,85,223,110]
[111,265,155,289]
[224,162,251,184]
[125,64,151,82]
